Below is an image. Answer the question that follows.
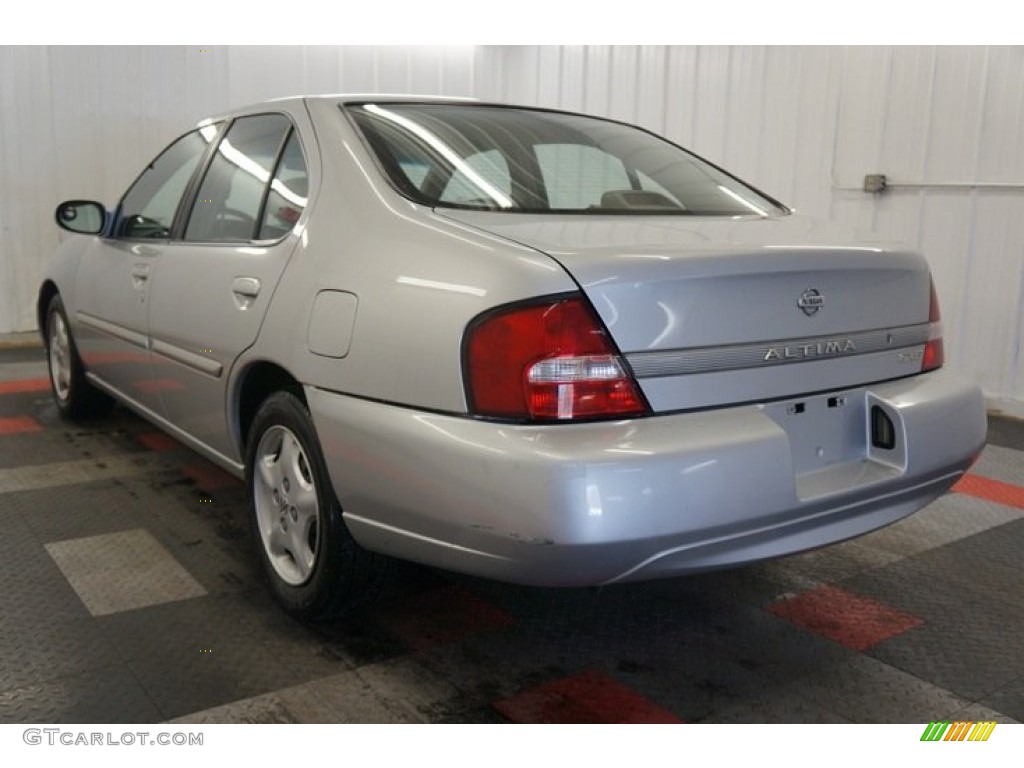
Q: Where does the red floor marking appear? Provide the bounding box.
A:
[953,473,1024,511]
[375,585,515,651]
[0,378,50,395]
[0,415,43,435]
[80,351,148,365]
[180,462,242,492]
[137,432,184,452]
[768,585,922,651]
[494,670,684,724]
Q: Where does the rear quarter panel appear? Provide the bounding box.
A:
[234,99,578,417]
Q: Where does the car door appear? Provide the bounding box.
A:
[72,126,218,413]
[144,113,310,462]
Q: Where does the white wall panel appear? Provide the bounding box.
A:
[557,47,586,114]
[582,46,613,117]
[635,47,667,134]
[791,48,839,222]
[690,47,731,165]
[925,47,987,181]
[297,46,342,95]
[722,46,767,189]
[976,47,1024,182]
[226,46,306,106]
[2,45,1022,413]
[1,46,58,334]
[960,194,1024,397]
[662,47,697,146]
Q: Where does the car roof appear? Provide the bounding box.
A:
[199,93,480,124]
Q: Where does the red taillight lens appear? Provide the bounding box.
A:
[465,296,648,421]
[922,278,944,372]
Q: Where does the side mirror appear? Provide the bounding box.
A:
[55,200,106,235]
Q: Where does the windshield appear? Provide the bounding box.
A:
[347,103,786,216]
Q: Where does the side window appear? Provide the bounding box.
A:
[535,144,630,209]
[118,128,213,239]
[397,158,430,191]
[439,149,510,205]
[185,114,291,243]
[259,131,309,240]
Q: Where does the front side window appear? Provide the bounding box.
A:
[117,128,215,239]
[185,114,293,242]
[349,103,785,216]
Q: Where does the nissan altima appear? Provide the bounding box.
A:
[41,96,987,619]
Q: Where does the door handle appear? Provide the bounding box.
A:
[130,263,151,289]
[232,277,261,297]
[231,277,261,310]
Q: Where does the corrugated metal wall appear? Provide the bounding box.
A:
[2,45,1022,413]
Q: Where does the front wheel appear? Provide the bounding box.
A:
[246,391,385,620]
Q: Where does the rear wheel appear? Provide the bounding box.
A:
[46,294,114,419]
[246,391,384,620]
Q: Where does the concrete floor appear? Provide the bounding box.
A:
[1,344,1022,724]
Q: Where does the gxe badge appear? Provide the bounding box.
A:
[798,288,824,316]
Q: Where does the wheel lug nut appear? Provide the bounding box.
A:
[283,478,290,492]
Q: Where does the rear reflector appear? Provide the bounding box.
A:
[871,406,896,450]
[465,296,648,421]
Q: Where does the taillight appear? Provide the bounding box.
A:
[922,278,944,372]
[465,296,649,421]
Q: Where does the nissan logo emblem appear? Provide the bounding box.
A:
[798,288,824,316]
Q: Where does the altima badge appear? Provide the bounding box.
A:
[798,288,824,316]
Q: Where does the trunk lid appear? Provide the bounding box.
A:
[437,212,934,412]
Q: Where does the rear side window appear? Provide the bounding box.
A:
[185,114,293,242]
[258,131,309,240]
[118,129,213,239]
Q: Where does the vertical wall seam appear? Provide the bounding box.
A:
[957,47,991,368]
[916,47,938,251]
[632,44,642,125]
[1010,261,1024,399]
[872,47,896,233]
[606,46,615,117]
[790,49,803,206]
[723,47,733,169]
[580,46,589,112]
[827,46,848,221]
[689,47,700,145]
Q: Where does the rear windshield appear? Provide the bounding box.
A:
[347,103,786,216]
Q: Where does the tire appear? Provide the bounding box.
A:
[246,390,385,620]
[45,294,115,419]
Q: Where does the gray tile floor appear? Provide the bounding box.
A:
[1,345,1022,724]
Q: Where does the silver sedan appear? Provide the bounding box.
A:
[41,96,987,619]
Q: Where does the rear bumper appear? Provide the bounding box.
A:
[306,370,986,586]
